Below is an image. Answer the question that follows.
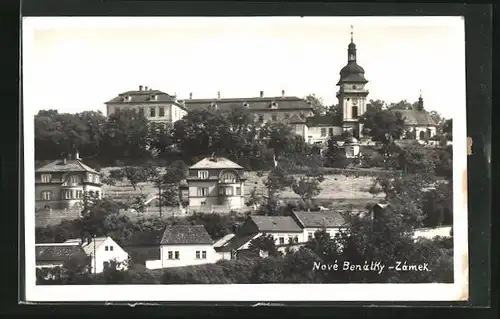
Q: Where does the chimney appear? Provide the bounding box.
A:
[145,86,149,91]
[139,85,143,91]
[260,91,264,98]
[217,91,221,99]
[189,92,193,99]
[63,158,67,164]
[75,151,80,160]
[281,90,285,97]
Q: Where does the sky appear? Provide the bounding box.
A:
[23,16,465,119]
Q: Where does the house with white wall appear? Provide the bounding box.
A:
[64,237,129,274]
[239,216,305,245]
[137,225,217,269]
[291,210,348,241]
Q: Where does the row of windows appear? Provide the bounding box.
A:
[167,251,180,260]
[255,112,307,123]
[40,173,100,184]
[320,127,335,137]
[40,190,100,200]
[104,245,114,251]
[195,250,207,259]
[274,236,299,245]
[196,186,242,197]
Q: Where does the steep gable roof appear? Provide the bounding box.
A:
[292,211,347,228]
[35,244,87,262]
[249,216,302,233]
[35,159,99,174]
[121,230,164,246]
[288,113,307,124]
[394,109,438,126]
[190,157,243,170]
[160,225,214,245]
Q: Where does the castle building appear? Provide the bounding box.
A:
[105,85,188,124]
[336,26,369,138]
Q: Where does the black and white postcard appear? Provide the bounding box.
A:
[22,16,468,302]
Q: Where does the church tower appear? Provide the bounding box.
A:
[336,26,369,138]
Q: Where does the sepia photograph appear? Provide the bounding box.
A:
[23,16,468,302]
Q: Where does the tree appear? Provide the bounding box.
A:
[360,109,405,143]
[147,122,174,156]
[112,166,151,191]
[323,137,347,168]
[259,122,297,157]
[387,100,413,110]
[325,104,342,117]
[291,175,323,207]
[248,234,280,257]
[130,194,148,214]
[100,109,150,161]
[264,165,295,204]
[305,94,328,116]
[246,187,262,210]
[441,119,452,141]
[395,142,436,176]
[173,109,233,159]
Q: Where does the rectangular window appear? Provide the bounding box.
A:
[196,251,200,259]
[76,190,83,199]
[150,107,156,117]
[308,232,313,240]
[41,174,51,183]
[279,237,285,245]
[139,107,145,116]
[168,251,173,259]
[198,171,209,179]
[328,128,334,136]
[225,187,233,196]
[159,106,165,117]
[258,114,264,123]
[202,251,207,259]
[197,187,209,196]
[271,114,277,121]
[69,175,80,185]
[115,107,121,113]
[41,191,52,200]
[95,175,100,184]
[105,246,109,251]
[174,251,180,260]
[236,187,241,196]
[321,128,327,137]
[109,246,114,251]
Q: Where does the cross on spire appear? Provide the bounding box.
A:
[419,89,423,98]
[350,25,354,42]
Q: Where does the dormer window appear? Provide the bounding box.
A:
[270,102,278,109]
[150,94,158,101]
[122,95,132,102]
[243,103,249,108]
[210,102,218,110]
[198,170,209,179]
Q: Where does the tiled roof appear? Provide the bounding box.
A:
[160,225,214,245]
[213,233,236,248]
[306,115,343,127]
[35,244,87,262]
[216,233,258,252]
[393,109,438,126]
[250,216,303,233]
[35,159,99,174]
[190,157,243,170]
[122,230,164,246]
[81,237,108,256]
[292,211,347,228]
[184,96,313,112]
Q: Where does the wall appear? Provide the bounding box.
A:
[36,261,64,269]
[159,244,218,268]
[307,126,342,143]
[215,251,232,261]
[188,180,219,207]
[107,102,186,123]
[303,227,342,242]
[255,110,313,124]
[264,232,305,245]
[90,238,129,274]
